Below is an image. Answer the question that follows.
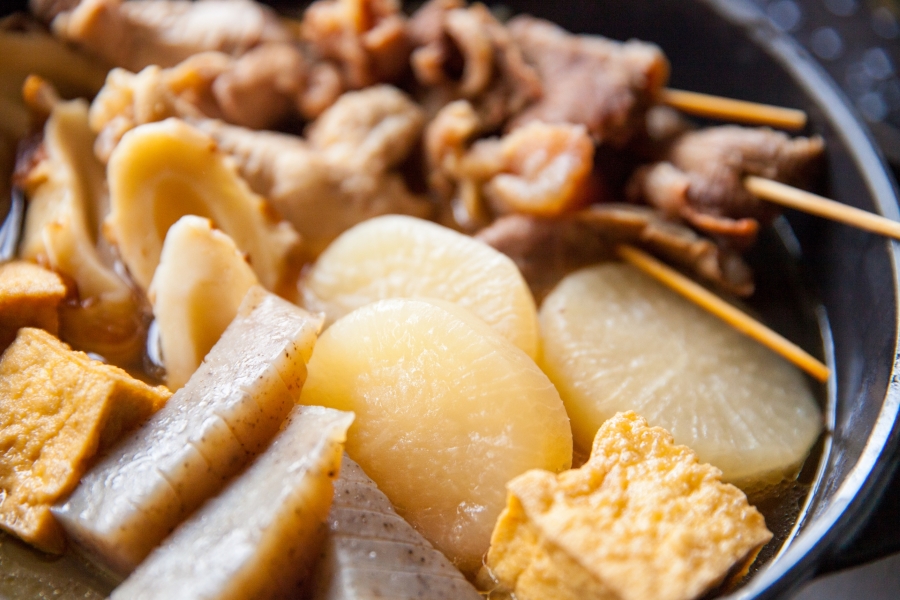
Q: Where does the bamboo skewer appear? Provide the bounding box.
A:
[745,176,900,240]
[659,90,900,241]
[661,88,808,131]
[616,244,830,383]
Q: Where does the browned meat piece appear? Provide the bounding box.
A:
[192,86,431,257]
[476,204,753,301]
[307,83,424,175]
[627,126,825,248]
[408,0,541,129]
[425,99,481,201]
[464,121,596,216]
[507,15,669,147]
[577,204,754,297]
[301,0,410,91]
[476,213,614,301]
[425,100,596,229]
[52,0,290,72]
[211,43,308,130]
[89,46,310,159]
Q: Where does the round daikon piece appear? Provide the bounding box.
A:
[301,215,540,359]
[298,298,572,576]
[539,263,822,487]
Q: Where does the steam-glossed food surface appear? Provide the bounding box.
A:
[0,0,830,598]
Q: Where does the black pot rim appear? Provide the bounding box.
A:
[701,2,900,598]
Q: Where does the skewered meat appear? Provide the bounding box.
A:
[507,15,669,147]
[627,126,825,247]
[408,0,541,129]
[51,0,290,72]
[476,204,755,300]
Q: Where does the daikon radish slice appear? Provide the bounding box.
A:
[110,406,353,600]
[53,287,322,575]
[149,215,259,390]
[308,454,482,600]
[539,263,822,487]
[301,215,540,360]
[299,298,572,575]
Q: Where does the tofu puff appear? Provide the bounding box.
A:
[0,328,169,554]
[481,412,773,600]
[0,261,66,351]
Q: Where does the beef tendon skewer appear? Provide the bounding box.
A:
[617,244,830,383]
[627,125,825,249]
[651,92,900,241]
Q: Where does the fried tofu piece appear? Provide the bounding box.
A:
[0,328,170,554]
[0,262,66,351]
[482,411,773,600]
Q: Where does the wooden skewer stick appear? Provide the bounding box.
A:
[661,88,808,131]
[616,244,830,383]
[746,176,900,240]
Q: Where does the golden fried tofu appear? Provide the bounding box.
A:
[0,261,66,351]
[0,328,170,553]
[483,411,773,600]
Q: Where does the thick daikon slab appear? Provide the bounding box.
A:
[110,406,353,600]
[309,455,482,600]
[53,287,322,575]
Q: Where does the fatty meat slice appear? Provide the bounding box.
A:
[52,287,322,575]
[308,455,482,600]
[110,405,352,599]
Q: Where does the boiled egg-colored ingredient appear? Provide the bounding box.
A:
[111,406,353,600]
[0,328,169,554]
[105,118,301,294]
[53,287,322,575]
[539,263,822,487]
[482,411,773,600]
[299,297,572,576]
[308,454,482,600]
[302,215,540,360]
[149,215,259,390]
